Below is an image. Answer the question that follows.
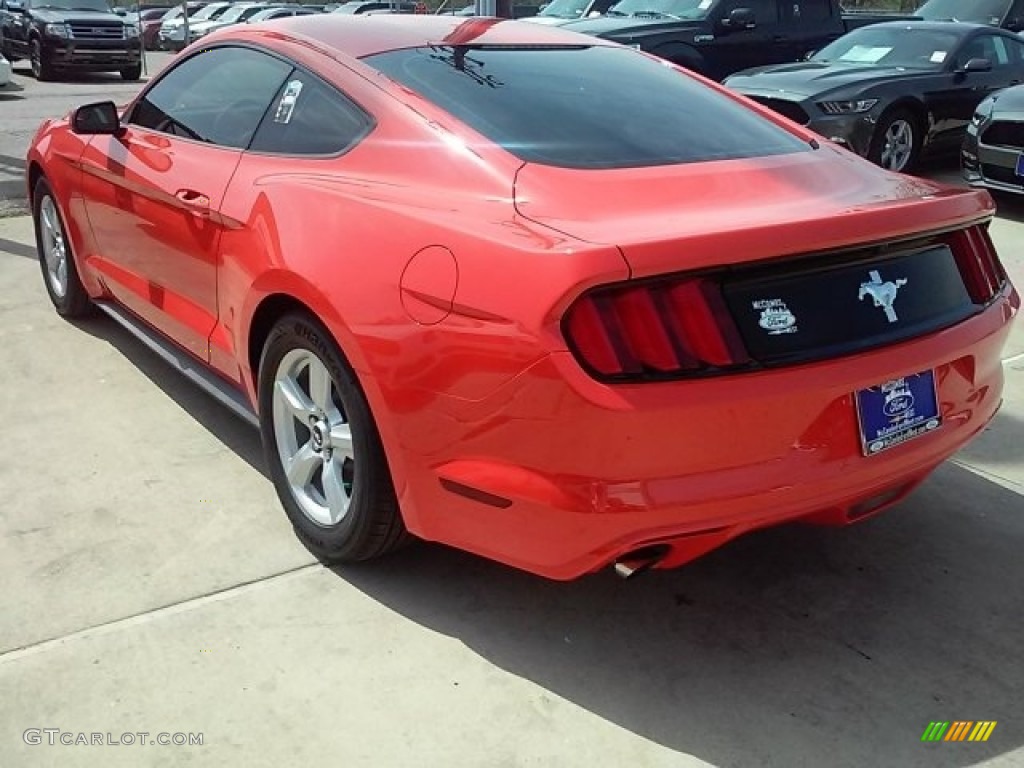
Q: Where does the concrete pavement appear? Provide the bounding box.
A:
[0,193,1022,766]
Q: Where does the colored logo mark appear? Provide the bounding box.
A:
[922,721,997,742]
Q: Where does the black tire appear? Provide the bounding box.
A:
[29,38,55,81]
[32,178,93,318]
[0,30,16,62]
[258,312,408,564]
[120,63,142,81]
[867,108,922,173]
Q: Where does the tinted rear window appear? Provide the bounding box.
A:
[364,45,810,169]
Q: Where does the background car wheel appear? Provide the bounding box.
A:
[32,178,93,317]
[29,38,54,81]
[120,63,142,81]
[258,313,408,564]
[0,30,15,62]
[868,108,921,173]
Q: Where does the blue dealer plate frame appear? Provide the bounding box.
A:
[855,371,942,456]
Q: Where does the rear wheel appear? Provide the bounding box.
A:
[258,313,408,564]
[868,108,921,173]
[120,63,142,81]
[32,178,92,317]
[29,38,55,81]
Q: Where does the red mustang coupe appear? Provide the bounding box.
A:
[26,16,1018,580]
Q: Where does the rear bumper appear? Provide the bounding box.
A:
[42,39,141,70]
[397,287,1017,580]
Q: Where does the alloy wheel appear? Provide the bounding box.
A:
[30,44,40,78]
[880,119,914,172]
[271,348,355,527]
[39,195,68,298]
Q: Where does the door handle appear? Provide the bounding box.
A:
[175,188,211,215]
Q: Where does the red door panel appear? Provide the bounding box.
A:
[78,128,242,361]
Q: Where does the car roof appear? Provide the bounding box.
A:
[244,14,610,59]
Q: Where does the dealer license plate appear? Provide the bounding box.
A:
[855,371,941,456]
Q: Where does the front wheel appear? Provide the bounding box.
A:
[29,38,55,81]
[120,63,142,81]
[32,178,93,317]
[258,313,408,564]
[868,109,921,173]
[0,29,16,62]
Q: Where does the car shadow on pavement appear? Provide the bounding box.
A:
[333,462,1022,768]
[68,313,266,474]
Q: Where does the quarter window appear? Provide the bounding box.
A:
[249,73,373,156]
[130,47,292,149]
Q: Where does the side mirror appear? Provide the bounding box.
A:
[961,57,993,73]
[1006,17,1023,32]
[71,101,123,136]
[720,7,755,31]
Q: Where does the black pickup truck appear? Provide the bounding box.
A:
[0,0,142,81]
[560,0,901,81]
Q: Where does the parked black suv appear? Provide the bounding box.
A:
[0,0,143,81]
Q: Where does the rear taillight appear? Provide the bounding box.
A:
[563,277,750,380]
[946,225,1006,304]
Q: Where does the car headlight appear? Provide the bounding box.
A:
[971,98,996,127]
[124,24,139,38]
[818,99,879,115]
[44,23,71,38]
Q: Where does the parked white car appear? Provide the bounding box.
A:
[0,53,11,88]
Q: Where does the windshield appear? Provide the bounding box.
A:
[219,5,259,21]
[34,0,111,11]
[916,0,1011,24]
[365,45,807,169]
[192,3,232,20]
[538,0,592,18]
[604,0,712,18]
[811,26,961,69]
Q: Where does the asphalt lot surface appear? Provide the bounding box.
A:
[1,55,1023,767]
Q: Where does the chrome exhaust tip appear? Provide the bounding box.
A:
[613,545,669,580]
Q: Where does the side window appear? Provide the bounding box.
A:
[1004,36,1024,64]
[785,0,832,23]
[130,47,292,149]
[746,0,779,24]
[722,0,778,24]
[956,34,1002,69]
[249,72,373,156]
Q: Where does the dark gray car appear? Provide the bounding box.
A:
[962,83,1024,192]
[724,21,1024,173]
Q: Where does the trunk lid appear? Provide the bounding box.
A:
[513,146,994,279]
